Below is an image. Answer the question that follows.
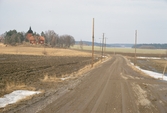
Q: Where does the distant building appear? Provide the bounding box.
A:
[26,27,45,44]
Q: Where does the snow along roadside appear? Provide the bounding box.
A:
[0,90,40,108]
[131,62,167,81]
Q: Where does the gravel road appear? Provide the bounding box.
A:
[38,55,167,113]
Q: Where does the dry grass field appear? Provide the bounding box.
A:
[71,45,167,55]
[0,45,92,57]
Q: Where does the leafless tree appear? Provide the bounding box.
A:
[59,35,65,48]
[79,40,83,50]
[59,35,75,48]
[45,30,59,47]
[0,34,5,43]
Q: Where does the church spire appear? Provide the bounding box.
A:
[27,26,33,33]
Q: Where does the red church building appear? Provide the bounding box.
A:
[26,27,45,44]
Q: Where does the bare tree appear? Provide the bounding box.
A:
[79,40,83,50]
[0,34,5,43]
[45,30,59,47]
[59,35,65,48]
[58,35,75,48]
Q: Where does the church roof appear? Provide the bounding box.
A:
[27,26,33,33]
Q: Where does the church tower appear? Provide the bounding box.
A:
[26,26,33,40]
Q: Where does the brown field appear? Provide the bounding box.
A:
[0,46,100,98]
[0,46,103,112]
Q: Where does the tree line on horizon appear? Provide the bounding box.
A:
[76,41,167,49]
[132,44,167,49]
[0,30,75,48]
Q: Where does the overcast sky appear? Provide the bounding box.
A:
[0,0,167,44]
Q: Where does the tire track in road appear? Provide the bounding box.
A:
[90,55,129,113]
[90,69,112,113]
[120,56,139,113]
[38,57,117,113]
[121,80,139,113]
[63,58,116,113]
[121,83,126,113]
[90,59,118,113]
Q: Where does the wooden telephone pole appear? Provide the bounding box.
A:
[91,18,94,67]
[101,33,104,61]
[134,30,137,65]
[162,50,167,79]
[104,37,107,54]
[162,62,167,80]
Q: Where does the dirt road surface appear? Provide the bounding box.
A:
[37,55,167,113]
[13,55,167,113]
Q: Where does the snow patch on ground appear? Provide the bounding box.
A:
[0,90,40,108]
[102,56,108,58]
[130,62,167,81]
[60,77,71,81]
[136,67,167,81]
[137,57,161,60]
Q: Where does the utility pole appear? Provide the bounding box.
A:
[162,62,167,80]
[99,38,102,51]
[134,30,137,65]
[104,37,107,55]
[91,18,94,67]
[99,40,101,51]
[101,33,104,61]
[162,50,167,79]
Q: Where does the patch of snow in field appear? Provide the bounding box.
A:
[60,77,72,81]
[102,56,108,58]
[130,62,134,65]
[129,61,167,81]
[135,66,167,81]
[0,90,40,108]
[137,57,161,60]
